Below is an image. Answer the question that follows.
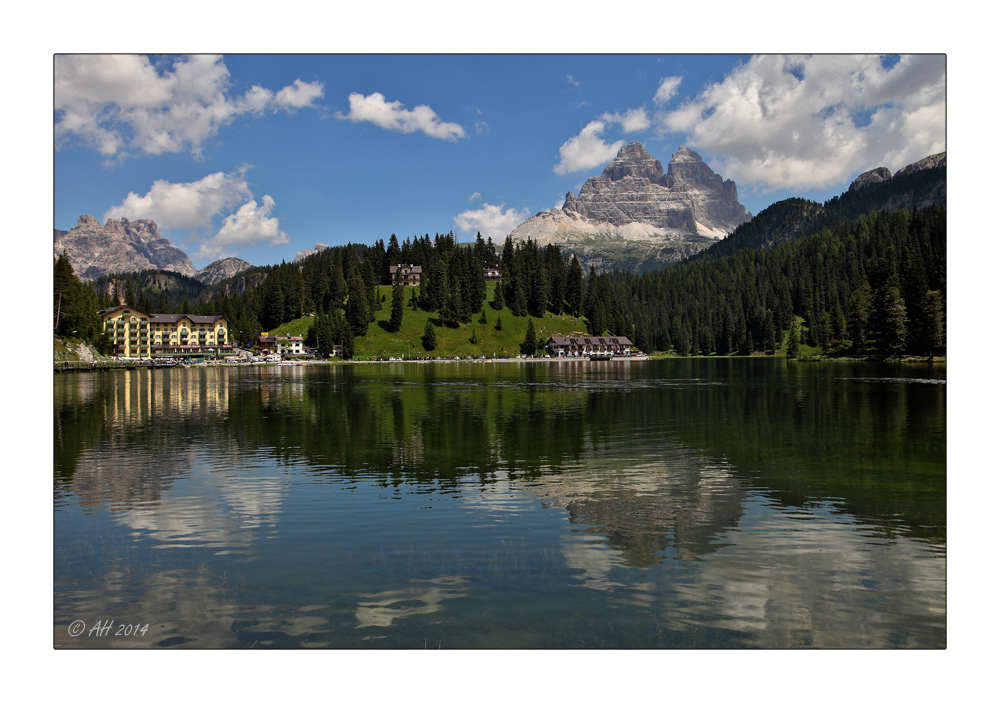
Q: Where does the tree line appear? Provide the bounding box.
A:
[59,201,945,360]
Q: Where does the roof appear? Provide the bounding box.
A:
[389,264,422,273]
[98,304,142,317]
[148,314,226,324]
[548,335,633,346]
[98,306,227,325]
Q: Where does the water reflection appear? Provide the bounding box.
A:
[54,361,945,648]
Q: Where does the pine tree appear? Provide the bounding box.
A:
[520,318,536,356]
[469,327,477,345]
[847,281,874,354]
[787,319,801,359]
[874,286,908,358]
[422,320,437,351]
[388,269,405,332]
[495,316,502,331]
[479,308,488,325]
[346,267,370,337]
[565,256,584,317]
[491,280,505,311]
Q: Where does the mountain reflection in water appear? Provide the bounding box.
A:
[54,359,945,648]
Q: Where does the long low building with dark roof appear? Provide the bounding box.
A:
[546,335,635,357]
[97,304,236,359]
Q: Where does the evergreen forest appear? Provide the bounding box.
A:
[55,199,946,361]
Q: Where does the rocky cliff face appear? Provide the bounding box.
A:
[847,152,946,210]
[194,257,253,285]
[511,143,750,271]
[54,214,198,280]
[849,167,892,192]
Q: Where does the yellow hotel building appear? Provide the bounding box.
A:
[97,305,235,359]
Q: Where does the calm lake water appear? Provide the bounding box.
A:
[53,358,945,648]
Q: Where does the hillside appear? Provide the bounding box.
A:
[270,283,596,359]
[694,158,946,263]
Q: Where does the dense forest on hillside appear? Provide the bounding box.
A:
[693,165,945,263]
[608,204,945,357]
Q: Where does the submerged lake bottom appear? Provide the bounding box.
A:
[54,358,945,648]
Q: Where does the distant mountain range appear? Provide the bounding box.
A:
[53,214,252,283]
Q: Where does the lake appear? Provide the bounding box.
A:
[53,358,945,648]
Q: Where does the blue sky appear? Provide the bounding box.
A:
[54,53,946,269]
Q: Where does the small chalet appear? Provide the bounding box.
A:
[546,335,634,357]
[483,264,501,282]
[275,335,304,357]
[389,263,422,286]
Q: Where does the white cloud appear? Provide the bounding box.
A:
[196,195,289,260]
[567,75,580,87]
[274,79,325,111]
[453,202,530,241]
[553,121,625,175]
[654,76,682,105]
[468,192,482,202]
[102,170,253,230]
[659,54,945,191]
[601,107,651,133]
[54,54,323,159]
[340,92,466,141]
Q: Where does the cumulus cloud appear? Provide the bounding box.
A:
[274,79,325,111]
[468,192,482,202]
[453,202,530,241]
[659,54,945,191]
[340,92,466,141]
[102,170,253,230]
[601,107,651,133]
[654,76,682,105]
[54,54,323,159]
[553,121,625,175]
[196,195,289,261]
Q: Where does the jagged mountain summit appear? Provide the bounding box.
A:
[54,214,253,284]
[510,143,751,272]
[54,214,198,280]
[194,257,253,285]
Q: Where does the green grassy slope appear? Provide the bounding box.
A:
[268,283,593,359]
[358,284,588,359]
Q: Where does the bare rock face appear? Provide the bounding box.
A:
[194,257,253,285]
[849,167,892,192]
[293,242,330,262]
[54,215,198,280]
[559,143,749,238]
[512,142,750,271]
[894,152,946,177]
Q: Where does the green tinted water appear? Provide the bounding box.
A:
[54,358,945,648]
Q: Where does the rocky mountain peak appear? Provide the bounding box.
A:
[194,257,253,285]
[670,145,703,163]
[54,214,197,280]
[600,142,666,183]
[849,167,892,192]
[895,152,946,178]
[511,143,751,272]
